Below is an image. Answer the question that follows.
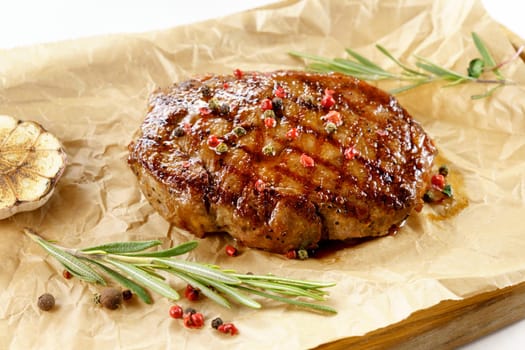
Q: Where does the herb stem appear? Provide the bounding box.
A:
[24,228,336,314]
[289,32,519,99]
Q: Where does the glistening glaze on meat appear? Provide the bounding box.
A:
[128,71,436,254]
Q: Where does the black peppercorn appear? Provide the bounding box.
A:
[185,307,197,315]
[122,289,133,301]
[423,190,435,203]
[272,97,283,112]
[211,317,224,329]
[201,85,212,98]
[438,165,449,177]
[219,103,230,115]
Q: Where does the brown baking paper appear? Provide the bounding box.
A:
[1,0,525,348]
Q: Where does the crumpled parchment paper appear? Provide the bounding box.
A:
[1,0,525,349]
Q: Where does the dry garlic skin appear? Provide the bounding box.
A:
[0,115,67,220]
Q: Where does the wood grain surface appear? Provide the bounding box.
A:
[316,281,525,350]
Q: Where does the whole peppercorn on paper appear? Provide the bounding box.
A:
[1,0,525,349]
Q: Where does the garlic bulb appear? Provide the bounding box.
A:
[0,115,67,220]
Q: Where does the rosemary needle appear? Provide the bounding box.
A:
[290,32,520,99]
[24,228,337,314]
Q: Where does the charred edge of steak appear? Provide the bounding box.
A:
[128,70,437,253]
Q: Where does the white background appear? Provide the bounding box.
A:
[0,1,523,349]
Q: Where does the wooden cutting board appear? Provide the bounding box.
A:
[317,281,525,349]
[316,27,525,350]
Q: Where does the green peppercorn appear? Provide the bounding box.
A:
[297,249,309,260]
[232,126,247,137]
[325,122,337,134]
[263,109,276,120]
[215,142,229,153]
[262,144,276,156]
[301,94,316,108]
[208,98,220,113]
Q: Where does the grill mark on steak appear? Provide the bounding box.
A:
[128,71,436,253]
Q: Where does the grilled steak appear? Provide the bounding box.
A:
[128,71,436,254]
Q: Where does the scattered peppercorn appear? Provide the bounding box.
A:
[297,249,309,260]
[185,307,197,314]
[37,293,55,311]
[260,98,273,111]
[100,287,123,310]
[185,284,200,301]
[183,311,205,329]
[423,190,435,203]
[217,322,239,336]
[262,144,276,156]
[207,135,220,148]
[286,127,298,140]
[225,245,238,257]
[272,97,283,112]
[211,317,224,329]
[208,98,220,113]
[263,109,276,120]
[199,107,212,116]
[344,146,358,160]
[431,174,446,190]
[300,153,315,168]
[201,85,212,98]
[321,95,335,108]
[301,94,316,107]
[233,68,244,79]
[218,103,230,115]
[255,179,266,192]
[323,110,343,126]
[169,304,184,319]
[274,85,286,98]
[62,269,72,279]
[438,165,449,177]
[285,250,297,259]
[263,118,276,129]
[232,126,247,137]
[223,82,229,89]
[122,289,133,301]
[215,142,229,154]
[325,122,337,133]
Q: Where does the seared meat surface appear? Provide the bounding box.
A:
[128,71,436,253]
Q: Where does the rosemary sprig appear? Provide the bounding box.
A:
[24,228,336,314]
[290,32,522,99]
